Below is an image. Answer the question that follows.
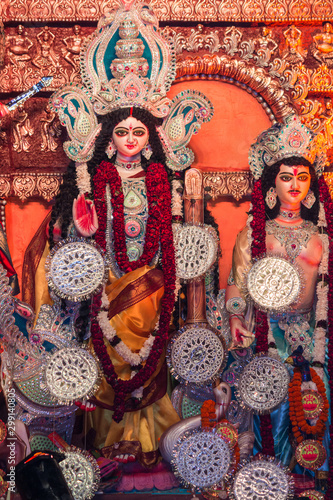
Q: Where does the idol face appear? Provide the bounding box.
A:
[275,164,311,209]
[112,117,148,159]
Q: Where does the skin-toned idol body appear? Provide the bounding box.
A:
[226,164,322,349]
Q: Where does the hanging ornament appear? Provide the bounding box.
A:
[44,346,101,405]
[45,237,108,302]
[226,455,294,500]
[59,446,100,500]
[174,224,218,281]
[171,429,231,490]
[167,325,226,385]
[235,354,290,414]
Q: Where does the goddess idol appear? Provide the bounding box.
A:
[225,114,333,483]
[27,0,213,467]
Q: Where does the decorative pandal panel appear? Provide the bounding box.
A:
[1,0,333,22]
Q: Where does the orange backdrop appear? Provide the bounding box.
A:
[6,79,271,298]
[168,80,271,287]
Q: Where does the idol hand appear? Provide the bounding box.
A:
[73,194,98,237]
[229,317,255,350]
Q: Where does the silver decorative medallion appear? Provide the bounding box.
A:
[46,238,107,302]
[229,459,293,500]
[172,429,231,489]
[59,446,100,500]
[44,347,100,405]
[174,224,218,280]
[236,355,290,414]
[247,256,301,312]
[167,326,225,385]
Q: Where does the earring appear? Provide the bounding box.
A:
[105,139,117,159]
[302,189,316,209]
[265,187,277,209]
[142,143,152,160]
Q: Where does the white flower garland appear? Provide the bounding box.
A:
[75,162,92,194]
[312,202,328,378]
[97,290,157,367]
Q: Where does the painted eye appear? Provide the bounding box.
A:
[298,175,310,181]
[133,129,146,137]
[114,129,128,137]
[280,175,292,182]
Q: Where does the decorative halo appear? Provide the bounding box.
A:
[295,439,326,471]
[59,446,100,500]
[171,429,231,489]
[44,347,101,405]
[45,237,107,302]
[174,224,218,281]
[167,325,226,385]
[246,256,301,313]
[235,355,290,414]
[227,456,294,500]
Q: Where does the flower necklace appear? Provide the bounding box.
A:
[91,161,176,423]
[97,290,157,368]
[289,368,329,444]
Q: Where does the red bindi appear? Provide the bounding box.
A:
[292,167,298,176]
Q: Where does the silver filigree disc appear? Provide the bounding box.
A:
[168,327,225,385]
[174,225,218,280]
[247,256,301,312]
[172,429,231,489]
[45,347,99,405]
[232,460,291,500]
[47,240,105,301]
[60,449,100,500]
[237,356,290,413]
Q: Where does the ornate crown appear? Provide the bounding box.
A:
[249,114,326,179]
[49,0,213,169]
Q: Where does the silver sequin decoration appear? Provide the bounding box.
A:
[60,448,100,500]
[172,429,231,489]
[231,460,292,500]
[247,256,301,312]
[236,355,290,413]
[45,347,100,405]
[168,326,225,385]
[47,239,106,301]
[174,225,218,280]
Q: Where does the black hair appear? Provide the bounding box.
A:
[261,156,319,224]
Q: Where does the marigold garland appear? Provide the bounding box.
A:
[90,161,176,423]
[201,400,216,429]
[289,368,329,445]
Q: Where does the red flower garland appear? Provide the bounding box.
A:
[250,178,275,456]
[318,176,333,499]
[91,161,176,422]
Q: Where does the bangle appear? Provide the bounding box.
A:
[229,313,245,322]
[226,297,246,315]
